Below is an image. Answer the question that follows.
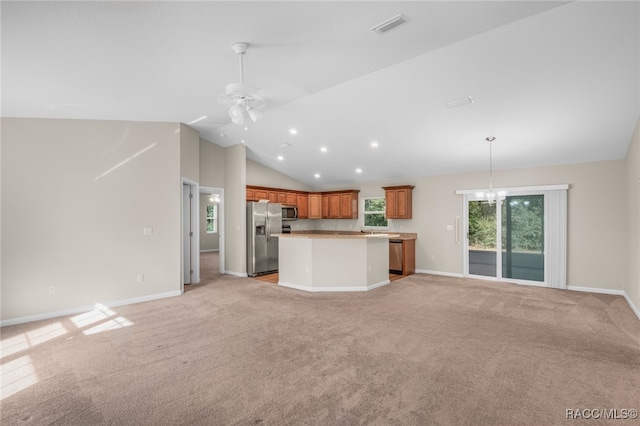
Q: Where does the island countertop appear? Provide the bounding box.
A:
[275,233,400,239]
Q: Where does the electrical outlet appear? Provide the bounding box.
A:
[48,285,56,295]
[431,254,436,261]
[137,274,144,282]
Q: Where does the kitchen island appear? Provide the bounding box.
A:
[277,232,398,292]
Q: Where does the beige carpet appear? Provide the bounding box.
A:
[1,258,638,425]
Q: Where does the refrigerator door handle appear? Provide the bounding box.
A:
[266,216,270,243]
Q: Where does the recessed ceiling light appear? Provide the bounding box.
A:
[277,155,284,161]
[241,139,245,144]
[244,126,249,131]
[277,142,292,149]
[289,128,297,135]
[370,141,379,148]
[355,168,363,174]
[314,173,320,178]
[320,147,328,153]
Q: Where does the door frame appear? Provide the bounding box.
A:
[457,184,567,288]
[182,178,200,291]
[200,186,225,275]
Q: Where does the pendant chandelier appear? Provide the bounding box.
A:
[475,136,506,204]
[217,42,267,125]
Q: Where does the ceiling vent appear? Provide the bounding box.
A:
[370,14,410,35]
[445,96,474,109]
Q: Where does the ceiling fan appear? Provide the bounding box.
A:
[217,42,267,125]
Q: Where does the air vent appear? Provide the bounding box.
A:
[370,13,410,35]
[445,96,473,109]
[277,142,292,149]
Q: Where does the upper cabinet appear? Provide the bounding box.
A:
[308,193,322,219]
[296,193,309,219]
[383,185,415,219]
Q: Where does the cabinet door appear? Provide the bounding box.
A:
[297,193,309,218]
[277,192,287,204]
[329,193,341,218]
[385,189,397,219]
[396,189,409,219]
[308,194,322,219]
[285,192,297,206]
[321,194,330,218]
[254,189,269,200]
[246,188,255,201]
[340,193,356,219]
[268,191,278,203]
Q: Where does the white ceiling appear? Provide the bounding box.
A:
[3,1,639,188]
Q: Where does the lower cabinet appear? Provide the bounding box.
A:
[389,239,415,276]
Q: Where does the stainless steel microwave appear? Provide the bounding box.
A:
[282,205,298,221]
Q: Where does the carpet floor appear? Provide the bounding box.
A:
[1,254,638,425]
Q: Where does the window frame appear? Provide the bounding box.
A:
[206,203,218,234]
[362,197,388,229]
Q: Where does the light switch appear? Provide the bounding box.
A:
[446,225,453,231]
[144,227,153,235]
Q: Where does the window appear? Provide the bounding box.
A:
[206,204,218,233]
[363,198,388,228]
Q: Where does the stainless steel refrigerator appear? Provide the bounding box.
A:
[247,201,282,276]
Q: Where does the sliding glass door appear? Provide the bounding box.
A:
[467,194,545,284]
[502,195,544,282]
[468,200,497,277]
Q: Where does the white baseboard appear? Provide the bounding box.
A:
[226,270,248,278]
[0,290,182,327]
[278,280,390,293]
[623,292,640,320]
[415,269,464,278]
[567,286,640,321]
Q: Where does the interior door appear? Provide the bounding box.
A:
[182,184,192,284]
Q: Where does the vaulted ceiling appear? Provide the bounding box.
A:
[2,1,639,187]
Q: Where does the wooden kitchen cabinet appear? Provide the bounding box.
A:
[253,188,269,201]
[285,192,297,206]
[326,190,359,219]
[296,193,309,219]
[383,185,414,219]
[308,193,322,219]
[321,194,330,218]
[340,191,358,219]
[247,185,358,219]
[329,193,341,218]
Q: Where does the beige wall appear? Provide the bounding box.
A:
[407,161,627,290]
[224,144,247,275]
[626,118,640,315]
[179,124,200,182]
[200,194,219,251]
[247,159,312,191]
[200,138,225,187]
[1,118,182,322]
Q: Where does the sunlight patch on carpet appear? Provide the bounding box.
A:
[83,317,133,336]
[0,322,68,359]
[0,355,39,400]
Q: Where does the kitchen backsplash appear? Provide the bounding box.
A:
[291,219,414,233]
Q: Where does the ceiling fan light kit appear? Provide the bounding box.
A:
[217,42,267,125]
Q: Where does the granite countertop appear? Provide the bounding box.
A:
[277,231,417,240]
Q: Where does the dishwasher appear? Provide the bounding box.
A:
[389,239,403,274]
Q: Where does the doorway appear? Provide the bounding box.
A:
[465,194,544,284]
[199,186,225,277]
